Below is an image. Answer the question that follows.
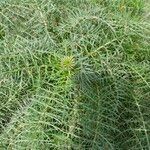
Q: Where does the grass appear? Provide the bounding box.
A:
[0,0,150,149]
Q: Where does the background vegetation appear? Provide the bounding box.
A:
[0,0,150,149]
